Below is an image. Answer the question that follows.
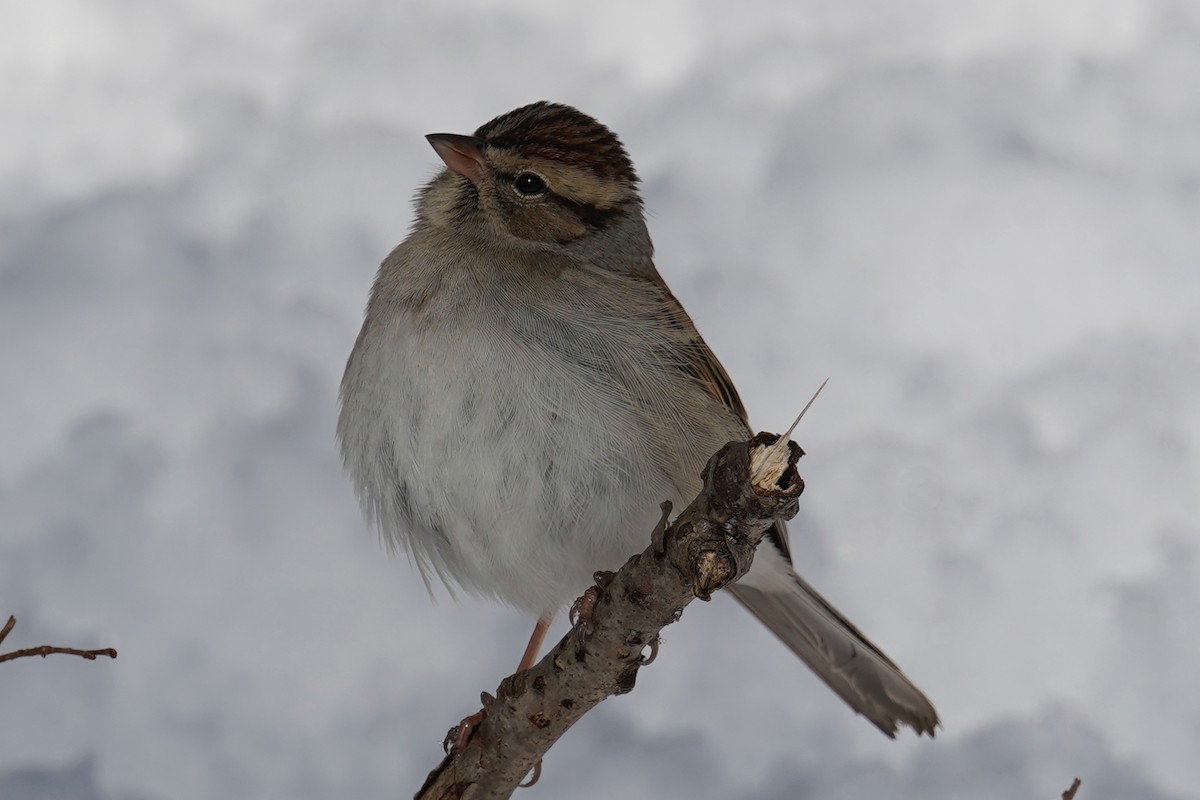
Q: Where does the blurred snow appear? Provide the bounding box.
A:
[1,1,1197,799]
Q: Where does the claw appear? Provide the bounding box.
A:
[518,759,543,788]
[443,692,496,755]
[640,635,660,666]
[569,589,595,627]
[570,571,614,626]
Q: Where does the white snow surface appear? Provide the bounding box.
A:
[1,2,1197,799]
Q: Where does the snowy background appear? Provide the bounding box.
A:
[2,1,1197,798]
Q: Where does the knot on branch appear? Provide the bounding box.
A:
[687,528,739,601]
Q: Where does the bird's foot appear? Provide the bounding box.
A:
[443,691,496,754]
[442,692,543,788]
[570,570,615,626]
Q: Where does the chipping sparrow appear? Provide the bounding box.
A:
[337,101,938,737]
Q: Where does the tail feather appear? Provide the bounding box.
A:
[730,575,939,738]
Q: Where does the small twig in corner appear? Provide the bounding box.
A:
[0,616,118,664]
[1061,777,1082,800]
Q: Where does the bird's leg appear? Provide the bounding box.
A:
[514,615,552,786]
[517,614,552,673]
[443,614,554,756]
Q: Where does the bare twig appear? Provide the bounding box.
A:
[752,378,826,486]
[0,616,118,664]
[416,434,804,800]
[1062,777,1081,800]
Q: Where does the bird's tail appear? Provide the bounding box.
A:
[729,565,939,738]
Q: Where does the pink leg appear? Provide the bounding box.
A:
[513,615,553,787]
[517,615,553,672]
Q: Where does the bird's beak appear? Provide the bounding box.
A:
[426,133,489,186]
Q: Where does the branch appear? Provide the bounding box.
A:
[0,616,118,664]
[417,433,804,800]
[1061,777,1081,800]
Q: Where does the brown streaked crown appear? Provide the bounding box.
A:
[475,102,639,185]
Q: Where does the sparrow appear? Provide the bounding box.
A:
[337,101,938,738]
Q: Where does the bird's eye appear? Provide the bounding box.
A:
[513,172,547,196]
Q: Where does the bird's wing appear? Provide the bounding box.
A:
[643,272,939,737]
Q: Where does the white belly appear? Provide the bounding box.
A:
[339,307,686,615]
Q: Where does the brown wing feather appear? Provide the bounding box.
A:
[646,281,749,422]
[644,279,793,563]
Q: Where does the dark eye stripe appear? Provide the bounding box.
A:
[549,194,626,231]
[497,170,627,229]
